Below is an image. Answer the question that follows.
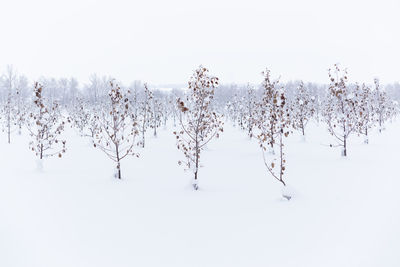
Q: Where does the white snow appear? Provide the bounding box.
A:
[0,121,399,267]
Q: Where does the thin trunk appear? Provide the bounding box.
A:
[115,144,121,179]
[142,129,145,148]
[270,123,275,149]
[342,119,347,157]
[117,162,121,179]
[7,99,11,143]
[7,120,10,143]
[364,127,369,144]
[279,133,286,187]
[194,137,199,190]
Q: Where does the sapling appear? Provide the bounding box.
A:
[323,64,358,157]
[243,84,257,138]
[255,69,292,199]
[174,66,223,190]
[354,83,374,144]
[138,83,152,148]
[291,81,314,138]
[27,82,66,170]
[372,79,396,133]
[92,80,139,179]
[255,69,281,152]
[68,97,98,138]
[2,65,18,143]
[150,94,162,137]
[15,75,29,135]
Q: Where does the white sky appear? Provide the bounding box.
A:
[0,0,399,86]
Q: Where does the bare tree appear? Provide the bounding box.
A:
[226,93,241,127]
[255,68,281,151]
[255,68,291,195]
[243,84,257,138]
[93,80,139,179]
[27,82,66,169]
[373,79,396,133]
[2,65,18,143]
[354,83,374,144]
[174,66,223,190]
[129,80,141,120]
[138,83,152,147]
[68,97,98,138]
[290,81,314,137]
[15,74,29,134]
[150,92,162,137]
[323,64,358,156]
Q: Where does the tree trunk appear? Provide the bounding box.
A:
[141,129,145,148]
[343,137,347,157]
[7,110,11,144]
[279,133,286,187]
[117,162,121,179]
[193,142,199,190]
[116,144,121,179]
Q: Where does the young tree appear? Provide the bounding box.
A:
[243,84,257,138]
[93,80,139,179]
[290,81,314,137]
[255,69,281,151]
[150,93,162,137]
[68,97,98,138]
[161,95,171,128]
[255,69,291,197]
[354,83,374,143]
[373,79,396,133]
[226,93,241,127]
[2,65,18,143]
[129,80,141,120]
[27,82,66,169]
[15,74,29,135]
[138,83,153,147]
[323,64,358,156]
[174,66,223,190]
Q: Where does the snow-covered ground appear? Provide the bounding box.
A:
[1,121,399,267]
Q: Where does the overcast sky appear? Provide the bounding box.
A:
[0,0,399,86]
